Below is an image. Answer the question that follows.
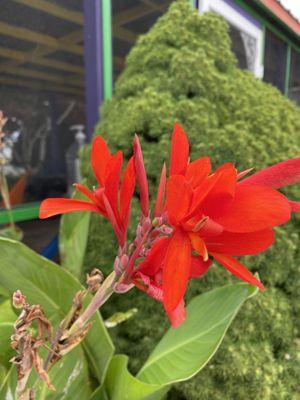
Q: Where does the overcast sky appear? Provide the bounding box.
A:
[279,0,300,20]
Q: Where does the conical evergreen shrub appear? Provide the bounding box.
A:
[82,1,300,398]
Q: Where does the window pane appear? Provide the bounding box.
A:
[229,24,251,71]
[263,29,287,93]
[289,49,300,106]
[0,0,85,209]
[112,0,173,83]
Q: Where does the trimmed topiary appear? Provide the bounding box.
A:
[82,1,300,398]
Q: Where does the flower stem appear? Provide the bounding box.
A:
[68,271,117,335]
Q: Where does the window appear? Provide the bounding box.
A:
[289,49,300,106]
[0,0,85,211]
[111,0,173,83]
[198,0,264,78]
[263,29,287,93]
[229,25,251,69]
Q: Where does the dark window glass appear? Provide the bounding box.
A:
[229,24,248,70]
[263,29,287,93]
[289,49,300,106]
[0,0,86,249]
[0,0,86,207]
[112,0,173,83]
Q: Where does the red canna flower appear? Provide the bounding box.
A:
[131,123,300,327]
[39,123,300,328]
[39,136,135,246]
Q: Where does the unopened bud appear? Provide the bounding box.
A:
[136,224,143,239]
[142,217,151,233]
[113,282,134,294]
[114,257,122,276]
[12,290,26,309]
[120,254,129,268]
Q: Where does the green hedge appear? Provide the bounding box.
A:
[82,1,300,398]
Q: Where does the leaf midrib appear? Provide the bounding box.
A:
[138,306,236,376]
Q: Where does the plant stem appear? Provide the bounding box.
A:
[68,271,117,335]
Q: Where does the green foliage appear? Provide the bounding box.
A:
[0,300,16,368]
[59,188,91,280]
[92,284,256,400]
[91,355,169,400]
[0,237,114,395]
[82,1,300,398]
[137,284,257,385]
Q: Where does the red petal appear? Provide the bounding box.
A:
[105,151,123,224]
[198,218,224,236]
[190,256,212,278]
[120,157,136,231]
[289,200,300,212]
[211,252,264,290]
[166,175,193,225]
[200,163,237,218]
[241,158,300,188]
[186,157,211,188]
[154,163,167,217]
[39,198,99,219]
[133,135,149,216]
[74,183,97,203]
[169,300,186,328]
[137,237,170,276]
[186,167,230,221]
[215,185,291,232]
[206,229,274,256]
[163,230,191,314]
[170,123,189,176]
[91,136,111,186]
[101,191,124,245]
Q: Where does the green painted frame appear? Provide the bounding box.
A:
[234,0,299,52]
[101,0,197,102]
[284,44,292,96]
[102,0,113,100]
[0,202,40,224]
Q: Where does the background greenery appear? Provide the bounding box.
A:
[81,1,300,398]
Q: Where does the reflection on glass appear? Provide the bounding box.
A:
[263,29,287,93]
[229,24,248,70]
[112,0,173,82]
[0,0,85,208]
[229,24,257,74]
[289,49,300,106]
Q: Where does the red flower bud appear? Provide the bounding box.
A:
[133,135,149,216]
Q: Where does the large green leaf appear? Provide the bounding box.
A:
[138,283,257,385]
[32,346,92,399]
[90,355,169,400]
[0,300,16,368]
[0,348,92,400]
[0,237,114,385]
[0,365,17,398]
[59,190,91,279]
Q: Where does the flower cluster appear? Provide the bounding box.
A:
[40,124,300,327]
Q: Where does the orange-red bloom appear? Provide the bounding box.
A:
[133,124,299,327]
[39,123,300,328]
[40,136,135,246]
